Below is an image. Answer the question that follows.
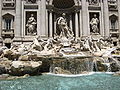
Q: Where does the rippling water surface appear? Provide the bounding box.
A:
[0,73,120,90]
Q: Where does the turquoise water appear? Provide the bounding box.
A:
[0,73,120,90]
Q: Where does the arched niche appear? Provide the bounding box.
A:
[109,14,118,30]
[2,13,15,30]
[47,0,81,37]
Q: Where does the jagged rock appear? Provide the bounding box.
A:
[0,46,8,56]
[96,61,107,72]
[113,71,120,76]
[18,55,29,61]
[0,60,12,74]
[111,62,120,72]
[54,67,72,74]
[4,49,13,60]
[0,74,10,80]
[10,61,42,75]
[0,66,6,74]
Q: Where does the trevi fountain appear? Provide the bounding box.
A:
[0,13,120,90]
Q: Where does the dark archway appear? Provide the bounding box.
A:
[53,0,75,9]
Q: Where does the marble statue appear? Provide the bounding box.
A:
[55,13,74,47]
[26,14,37,35]
[90,14,99,34]
[56,13,74,39]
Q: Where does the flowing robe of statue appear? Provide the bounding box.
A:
[26,14,37,35]
[90,15,99,33]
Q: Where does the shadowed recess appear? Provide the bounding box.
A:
[53,0,75,9]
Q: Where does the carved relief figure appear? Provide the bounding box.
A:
[90,14,99,33]
[56,13,74,39]
[26,14,37,35]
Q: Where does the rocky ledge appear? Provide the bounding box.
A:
[0,60,42,76]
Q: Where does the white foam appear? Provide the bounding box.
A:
[46,72,114,77]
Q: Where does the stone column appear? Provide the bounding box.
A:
[40,0,46,37]
[81,0,89,36]
[0,0,2,37]
[4,20,6,29]
[54,14,56,34]
[15,0,22,37]
[46,9,48,37]
[75,12,79,37]
[69,15,73,30]
[2,20,4,29]
[100,1,104,36]
[79,11,82,36]
[49,11,53,37]
[118,0,120,44]
[21,1,24,36]
[103,0,109,37]
[11,19,13,29]
[37,0,41,36]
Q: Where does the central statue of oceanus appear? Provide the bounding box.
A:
[56,13,74,39]
[55,13,74,47]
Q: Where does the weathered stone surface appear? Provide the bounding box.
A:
[54,67,72,74]
[0,60,12,74]
[113,71,120,76]
[10,61,42,75]
[18,55,29,61]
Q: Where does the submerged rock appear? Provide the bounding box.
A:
[113,71,120,76]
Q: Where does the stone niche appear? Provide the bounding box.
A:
[89,12,100,34]
[25,11,37,36]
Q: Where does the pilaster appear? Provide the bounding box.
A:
[0,0,2,37]
[54,14,56,34]
[100,1,105,36]
[40,0,46,37]
[37,0,41,36]
[103,0,109,37]
[81,0,89,36]
[75,12,79,37]
[118,0,120,44]
[46,9,48,37]
[49,11,53,37]
[15,0,22,37]
[69,15,73,30]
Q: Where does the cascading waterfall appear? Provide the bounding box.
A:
[49,56,120,74]
[93,58,99,72]
[49,57,94,74]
